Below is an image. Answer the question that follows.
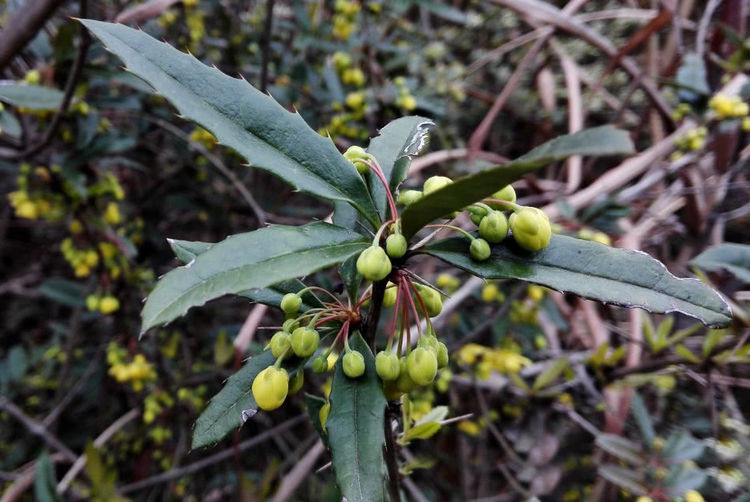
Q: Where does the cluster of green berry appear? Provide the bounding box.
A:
[400,175,553,261]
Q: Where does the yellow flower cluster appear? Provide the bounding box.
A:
[394,77,417,111]
[8,165,65,221]
[332,0,360,40]
[673,127,708,159]
[61,238,100,277]
[333,51,365,87]
[143,390,175,424]
[107,344,157,392]
[435,273,460,294]
[709,93,749,120]
[457,343,531,378]
[86,293,120,314]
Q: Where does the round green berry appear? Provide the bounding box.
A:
[478,211,508,243]
[509,207,551,252]
[397,189,423,206]
[407,347,438,386]
[418,285,443,317]
[436,342,449,368]
[492,185,516,203]
[356,246,392,282]
[342,350,366,378]
[386,234,408,258]
[288,371,304,394]
[395,357,416,393]
[311,355,328,373]
[270,331,291,358]
[291,327,320,357]
[251,366,289,411]
[375,351,400,381]
[280,293,302,314]
[423,175,453,195]
[382,283,397,308]
[282,318,299,333]
[344,145,370,174]
[470,238,491,261]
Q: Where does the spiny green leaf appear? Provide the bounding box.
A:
[0,84,64,110]
[327,333,387,502]
[0,109,22,138]
[423,235,732,327]
[141,222,368,332]
[80,19,380,227]
[33,452,63,502]
[630,392,655,447]
[401,126,634,239]
[598,464,647,495]
[690,243,750,283]
[596,434,644,464]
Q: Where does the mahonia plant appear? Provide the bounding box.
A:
[81,20,733,501]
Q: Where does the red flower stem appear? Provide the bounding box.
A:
[401,277,422,337]
[315,314,347,327]
[365,160,398,222]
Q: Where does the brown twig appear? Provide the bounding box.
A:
[0,0,67,71]
[0,396,76,462]
[0,0,90,160]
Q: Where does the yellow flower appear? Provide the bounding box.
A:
[458,420,481,436]
[15,200,38,219]
[69,220,83,234]
[104,202,121,225]
[99,296,120,314]
[685,490,704,502]
[481,283,499,302]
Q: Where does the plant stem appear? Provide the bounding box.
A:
[383,403,402,501]
[363,279,387,351]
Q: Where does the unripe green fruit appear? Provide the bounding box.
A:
[319,401,330,429]
[375,351,400,381]
[386,234,408,258]
[289,371,304,394]
[423,175,453,195]
[509,207,552,252]
[468,205,488,226]
[344,145,370,174]
[280,293,302,314]
[492,185,516,203]
[291,327,320,357]
[395,357,416,393]
[397,189,422,206]
[282,318,299,333]
[407,347,438,386]
[270,331,291,358]
[437,342,449,368]
[311,355,328,373]
[382,283,397,308]
[470,238,491,261]
[418,285,443,317]
[479,211,508,243]
[342,350,366,378]
[252,366,289,411]
[356,246,392,281]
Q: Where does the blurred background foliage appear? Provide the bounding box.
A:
[1,0,749,500]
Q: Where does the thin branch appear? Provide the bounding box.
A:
[0,0,90,160]
[271,439,326,502]
[57,408,140,493]
[0,0,67,71]
[0,396,76,462]
[118,415,306,494]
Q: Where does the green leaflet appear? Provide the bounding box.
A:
[0,84,64,110]
[423,235,732,327]
[141,222,368,332]
[80,20,380,227]
[400,126,634,239]
[327,333,387,502]
[689,242,750,283]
